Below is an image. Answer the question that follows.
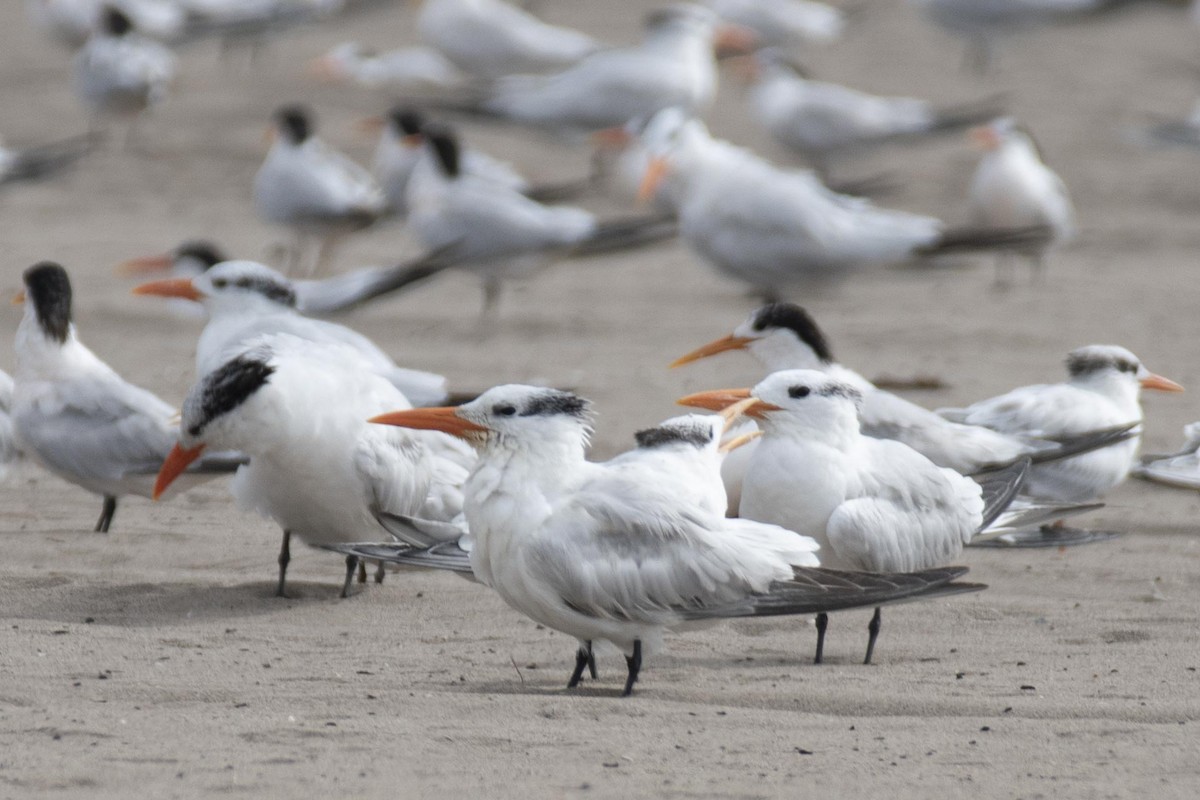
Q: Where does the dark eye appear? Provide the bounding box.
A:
[493,404,517,417]
[236,278,251,289]
[788,385,810,399]
[212,278,227,289]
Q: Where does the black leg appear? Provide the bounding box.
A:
[94,495,117,533]
[587,640,598,680]
[621,640,642,697]
[341,555,359,599]
[567,641,599,688]
[357,560,367,584]
[276,530,291,598]
[814,612,828,665]
[374,560,386,584]
[864,607,882,665]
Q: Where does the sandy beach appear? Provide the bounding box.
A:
[2,1,1200,797]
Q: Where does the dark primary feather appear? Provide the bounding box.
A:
[573,213,677,257]
[0,134,97,187]
[323,541,475,574]
[917,224,1055,257]
[974,457,1030,530]
[1032,422,1139,465]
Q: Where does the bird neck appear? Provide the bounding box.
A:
[15,313,94,380]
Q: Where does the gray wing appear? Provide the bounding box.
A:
[320,541,475,574]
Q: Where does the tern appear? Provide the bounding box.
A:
[132,259,460,408]
[253,105,387,276]
[706,0,845,48]
[120,239,455,316]
[938,345,1183,502]
[405,125,676,315]
[680,370,1024,664]
[637,113,1047,300]
[308,42,464,92]
[11,262,241,532]
[369,384,985,696]
[968,117,1074,285]
[417,0,600,77]
[446,4,754,132]
[153,335,470,598]
[745,50,1002,167]
[73,6,176,143]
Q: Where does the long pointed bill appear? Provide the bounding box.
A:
[154,442,206,500]
[670,334,755,368]
[116,253,173,277]
[637,157,669,204]
[969,125,1001,150]
[369,407,490,440]
[592,126,632,150]
[677,388,781,419]
[132,278,203,302]
[1140,373,1185,392]
[719,396,758,428]
[719,429,763,454]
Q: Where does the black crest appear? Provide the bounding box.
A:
[103,6,133,36]
[751,303,833,362]
[389,107,424,137]
[423,124,460,178]
[520,391,590,418]
[188,356,275,437]
[177,241,227,270]
[274,105,312,144]
[209,273,296,308]
[23,262,73,344]
[1066,349,1138,378]
[635,420,713,449]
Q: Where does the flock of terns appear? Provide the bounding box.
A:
[4,0,1200,697]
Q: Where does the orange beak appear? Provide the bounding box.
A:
[718,428,762,454]
[1140,373,1184,393]
[969,125,1001,150]
[116,253,173,277]
[718,396,758,428]
[637,156,670,204]
[11,290,25,306]
[670,334,755,368]
[714,23,759,58]
[132,278,203,302]
[677,388,781,419]
[154,442,206,500]
[368,407,490,440]
[592,126,632,150]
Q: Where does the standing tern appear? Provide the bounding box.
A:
[254,105,387,276]
[11,262,241,532]
[745,50,1002,167]
[448,4,754,132]
[406,125,676,315]
[680,370,1023,664]
[938,345,1183,502]
[369,384,985,696]
[73,6,176,142]
[132,259,460,408]
[968,117,1074,285]
[153,335,470,597]
[637,113,1048,300]
[417,0,600,77]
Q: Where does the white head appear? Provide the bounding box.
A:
[749,369,863,440]
[133,260,297,316]
[1064,344,1182,401]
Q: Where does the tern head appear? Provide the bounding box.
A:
[635,405,760,457]
[636,110,711,203]
[970,117,1042,159]
[133,260,296,313]
[671,303,833,372]
[155,351,276,500]
[118,240,227,278]
[422,124,460,179]
[273,105,313,146]
[19,262,74,345]
[1064,345,1182,397]
[371,385,593,455]
[679,370,863,440]
[101,6,133,37]
[645,4,756,55]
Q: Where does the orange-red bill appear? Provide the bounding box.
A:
[718,428,763,454]
[713,23,758,58]
[969,125,1001,150]
[677,389,782,419]
[132,278,203,302]
[637,156,670,204]
[1141,373,1184,393]
[154,442,206,500]
[591,126,632,150]
[369,407,490,439]
[11,290,25,306]
[670,334,755,368]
